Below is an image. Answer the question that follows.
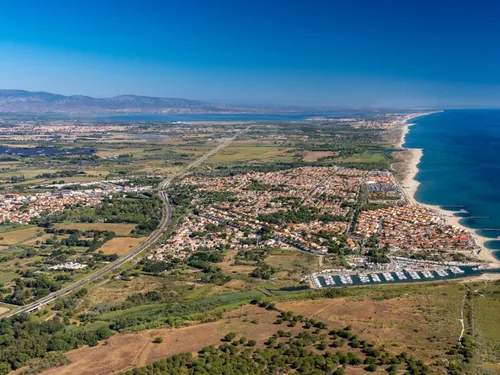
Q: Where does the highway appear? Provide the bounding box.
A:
[3,126,249,318]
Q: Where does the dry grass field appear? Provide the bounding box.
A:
[56,223,137,236]
[38,283,465,375]
[0,227,43,245]
[98,237,146,256]
[22,233,69,246]
[83,276,165,306]
[302,150,338,162]
[0,305,10,315]
[265,248,317,268]
[41,305,280,375]
[218,249,255,274]
[265,248,320,285]
[470,281,500,373]
[277,283,464,364]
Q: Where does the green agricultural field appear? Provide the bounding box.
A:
[336,151,389,164]
[208,145,295,163]
[56,223,137,236]
[96,147,147,157]
[0,223,32,233]
[0,271,19,284]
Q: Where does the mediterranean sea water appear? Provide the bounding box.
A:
[404,110,500,256]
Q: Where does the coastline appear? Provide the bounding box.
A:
[395,112,500,267]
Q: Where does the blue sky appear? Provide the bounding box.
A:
[1,0,500,107]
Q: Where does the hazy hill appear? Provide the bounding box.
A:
[0,90,258,114]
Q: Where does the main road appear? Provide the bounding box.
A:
[4,126,250,318]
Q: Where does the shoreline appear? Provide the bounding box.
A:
[395,112,500,267]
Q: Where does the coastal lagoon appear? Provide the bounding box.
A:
[0,147,94,156]
[404,110,500,255]
[96,111,374,122]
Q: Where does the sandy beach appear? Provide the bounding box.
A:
[395,113,500,267]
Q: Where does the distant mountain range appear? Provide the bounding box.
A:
[0,90,264,114]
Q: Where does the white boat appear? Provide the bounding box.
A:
[395,271,407,280]
[370,274,381,282]
[312,276,322,287]
[422,270,434,279]
[324,275,335,285]
[340,275,353,285]
[450,266,464,274]
[359,274,370,283]
[382,272,394,281]
[408,271,420,280]
[436,269,448,277]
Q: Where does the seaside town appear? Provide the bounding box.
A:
[0,112,494,301]
[0,180,152,224]
[143,161,489,287]
[0,120,243,143]
[0,112,492,296]
[355,205,475,250]
[305,113,429,129]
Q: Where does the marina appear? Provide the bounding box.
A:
[313,266,498,289]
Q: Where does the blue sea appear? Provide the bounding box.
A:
[404,110,500,256]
